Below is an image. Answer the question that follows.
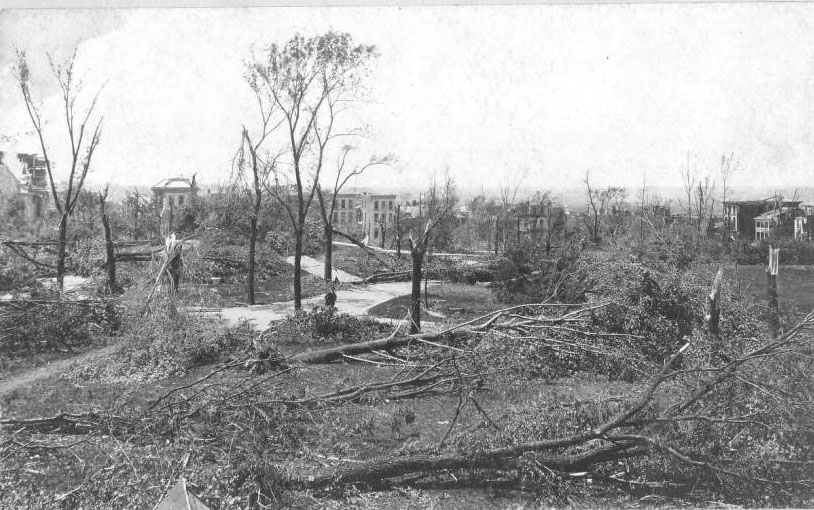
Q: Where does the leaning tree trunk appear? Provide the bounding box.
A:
[101,210,117,294]
[56,213,68,292]
[410,245,424,334]
[323,222,333,281]
[247,214,258,305]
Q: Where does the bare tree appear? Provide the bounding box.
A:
[680,151,696,225]
[248,32,377,310]
[497,168,527,253]
[583,171,624,244]
[232,67,284,305]
[316,146,391,281]
[16,49,103,291]
[694,175,716,238]
[97,185,117,294]
[408,175,456,333]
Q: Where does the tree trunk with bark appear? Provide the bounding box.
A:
[56,213,68,292]
[294,225,304,310]
[323,222,334,281]
[101,210,117,294]
[248,215,258,305]
[410,245,424,333]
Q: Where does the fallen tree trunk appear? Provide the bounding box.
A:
[292,439,647,488]
[0,412,128,435]
[290,330,467,364]
[333,229,401,267]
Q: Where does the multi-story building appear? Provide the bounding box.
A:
[327,191,399,244]
[329,192,364,236]
[366,193,398,244]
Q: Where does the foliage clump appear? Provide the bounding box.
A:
[275,307,391,344]
[64,302,255,383]
[0,301,118,358]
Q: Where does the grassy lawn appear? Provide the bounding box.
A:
[367,282,501,322]
[0,345,641,509]
[732,265,814,313]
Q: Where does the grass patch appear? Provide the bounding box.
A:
[367,282,500,322]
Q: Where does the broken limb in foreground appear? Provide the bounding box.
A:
[283,309,814,491]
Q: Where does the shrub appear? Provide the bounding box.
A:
[0,301,118,358]
[274,307,391,345]
[64,302,255,383]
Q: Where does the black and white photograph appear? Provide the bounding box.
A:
[1,2,813,508]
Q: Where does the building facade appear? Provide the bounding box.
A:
[0,151,50,220]
[151,177,196,235]
[328,191,399,245]
[724,197,802,240]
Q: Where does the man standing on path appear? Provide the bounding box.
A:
[324,281,337,310]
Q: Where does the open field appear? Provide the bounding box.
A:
[733,265,814,312]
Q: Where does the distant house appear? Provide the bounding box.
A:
[723,196,802,240]
[513,200,566,234]
[0,155,22,213]
[151,177,196,235]
[0,151,49,220]
[794,204,814,241]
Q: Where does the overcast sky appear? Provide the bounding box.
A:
[1,4,814,193]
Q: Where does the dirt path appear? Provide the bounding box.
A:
[285,254,361,283]
[0,344,118,399]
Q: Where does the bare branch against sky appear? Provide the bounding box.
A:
[1,4,813,193]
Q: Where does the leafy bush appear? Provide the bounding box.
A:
[0,301,118,357]
[494,247,593,305]
[274,307,391,344]
[591,268,701,364]
[0,250,39,292]
[64,303,255,383]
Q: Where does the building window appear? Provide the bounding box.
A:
[389,201,393,210]
[374,201,379,210]
[333,212,338,222]
[341,199,346,208]
[340,211,346,222]
[169,195,174,207]
[178,195,184,206]
[374,213,379,222]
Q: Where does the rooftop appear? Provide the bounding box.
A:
[152,177,193,191]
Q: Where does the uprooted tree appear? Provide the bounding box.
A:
[15,49,104,292]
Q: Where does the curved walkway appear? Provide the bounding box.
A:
[219,280,437,330]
